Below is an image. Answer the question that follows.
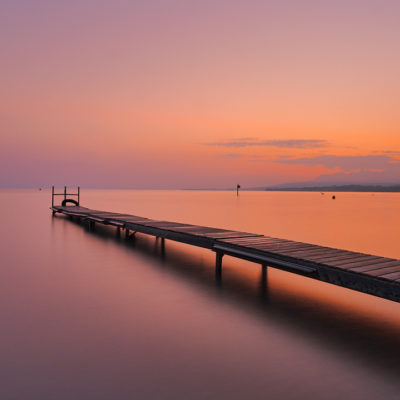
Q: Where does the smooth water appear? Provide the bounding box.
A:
[1,189,400,399]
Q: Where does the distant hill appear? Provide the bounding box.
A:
[261,184,400,192]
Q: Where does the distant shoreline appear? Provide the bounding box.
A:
[262,185,400,192]
[2,186,400,193]
[184,184,400,192]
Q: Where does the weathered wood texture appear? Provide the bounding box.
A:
[51,205,400,303]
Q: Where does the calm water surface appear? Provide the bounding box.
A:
[1,189,400,399]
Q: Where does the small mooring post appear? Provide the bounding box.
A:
[236,184,240,196]
[51,186,55,215]
[77,186,80,206]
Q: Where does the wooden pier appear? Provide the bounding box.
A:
[51,189,400,304]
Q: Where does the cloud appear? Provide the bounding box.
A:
[206,138,328,149]
[308,168,399,185]
[274,154,400,186]
[276,155,395,170]
[221,153,242,158]
[380,150,400,157]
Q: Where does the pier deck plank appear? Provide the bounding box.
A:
[51,205,400,303]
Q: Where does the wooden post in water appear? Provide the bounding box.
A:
[51,186,56,215]
[78,186,80,205]
[236,184,240,196]
[64,186,67,202]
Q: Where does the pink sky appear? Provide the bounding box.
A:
[1,0,400,188]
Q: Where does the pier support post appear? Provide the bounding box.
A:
[160,237,165,259]
[216,251,224,272]
[260,264,268,301]
[215,251,224,286]
[117,227,121,237]
[262,264,267,276]
[125,229,130,239]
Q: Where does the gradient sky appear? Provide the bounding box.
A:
[1,0,400,188]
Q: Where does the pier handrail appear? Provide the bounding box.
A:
[51,186,80,207]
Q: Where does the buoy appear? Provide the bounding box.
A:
[332,195,336,200]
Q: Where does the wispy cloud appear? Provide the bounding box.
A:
[276,155,395,170]
[206,138,328,149]
[220,153,242,158]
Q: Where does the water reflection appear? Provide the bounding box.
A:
[59,213,400,384]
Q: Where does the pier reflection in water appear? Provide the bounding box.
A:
[1,189,400,400]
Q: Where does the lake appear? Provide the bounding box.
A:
[1,189,400,399]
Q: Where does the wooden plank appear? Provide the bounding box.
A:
[254,245,323,257]
[379,271,400,280]
[253,243,317,253]
[144,223,219,232]
[203,233,261,239]
[118,218,151,223]
[227,240,307,252]
[294,252,362,263]
[221,236,292,245]
[135,221,254,238]
[91,213,132,219]
[234,237,309,247]
[59,209,88,215]
[326,256,389,269]
[272,249,350,263]
[366,265,400,277]
[141,222,190,229]
[277,247,347,259]
[306,249,363,260]
[306,253,373,264]
[349,260,400,273]
[336,255,391,266]
[219,236,285,245]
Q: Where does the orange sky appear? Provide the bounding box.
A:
[1,0,400,188]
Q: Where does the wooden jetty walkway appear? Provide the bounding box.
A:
[51,188,400,303]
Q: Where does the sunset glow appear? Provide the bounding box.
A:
[1,0,400,188]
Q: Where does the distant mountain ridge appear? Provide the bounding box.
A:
[257,184,400,192]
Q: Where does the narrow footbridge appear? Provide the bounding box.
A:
[51,197,400,304]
